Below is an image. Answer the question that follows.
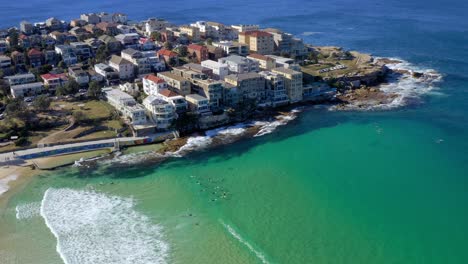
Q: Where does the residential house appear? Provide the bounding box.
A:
[70,19,87,27]
[185,94,210,114]
[231,24,260,33]
[46,17,63,31]
[157,89,188,113]
[263,28,308,58]
[115,33,140,49]
[80,13,101,24]
[88,69,105,83]
[27,49,43,67]
[98,35,122,53]
[41,73,68,90]
[55,45,78,66]
[4,73,36,86]
[142,95,175,129]
[247,53,276,70]
[259,71,289,107]
[143,74,167,95]
[201,60,229,80]
[218,55,259,74]
[190,78,223,109]
[272,67,303,103]
[145,18,168,35]
[20,21,34,35]
[141,51,166,72]
[212,41,249,56]
[238,30,274,55]
[113,13,128,24]
[18,35,30,49]
[103,88,147,125]
[10,82,43,98]
[10,51,25,66]
[121,48,151,75]
[157,49,179,65]
[109,55,134,80]
[97,13,113,23]
[96,22,119,35]
[157,71,191,95]
[179,26,200,41]
[265,55,301,71]
[94,63,119,83]
[49,31,67,44]
[69,27,89,38]
[206,45,224,60]
[84,24,101,35]
[224,72,266,102]
[68,66,90,86]
[0,40,7,54]
[187,44,208,63]
[70,42,92,60]
[0,55,11,69]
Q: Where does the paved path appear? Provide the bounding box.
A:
[0,137,147,164]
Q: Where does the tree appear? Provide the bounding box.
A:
[32,95,52,111]
[206,38,213,45]
[5,98,30,119]
[65,79,80,94]
[72,111,87,125]
[178,45,188,57]
[8,30,19,49]
[150,31,161,42]
[163,41,173,50]
[57,61,66,69]
[96,45,110,63]
[87,81,102,99]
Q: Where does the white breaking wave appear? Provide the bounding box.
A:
[40,188,169,264]
[221,221,270,264]
[205,123,249,137]
[16,201,41,220]
[254,109,301,137]
[373,58,442,110]
[0,174,18,197]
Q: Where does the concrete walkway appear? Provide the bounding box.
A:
[0,137,147,164]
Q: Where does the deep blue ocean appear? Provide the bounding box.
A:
[1,1,468,263]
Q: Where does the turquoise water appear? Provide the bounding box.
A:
[1,0,468,263]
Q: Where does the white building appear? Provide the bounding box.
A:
[0,55,12,68]
[201,60,229,80]
[145,18,168,35]
[231,24,260,33]
[143,74,167,95]
[218,55,259,74]
[10,82,43,98]
[103,88,147,125]
[212,41,249,56]
[185,94,210,114]
[4,73,36,86]
[143,95,176,130]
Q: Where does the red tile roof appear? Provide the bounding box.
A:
[144,74,166,84]
[41,73,68,81]
[159,89,179,97]
[187,44,207,51]
[240,30,272,38]
[28,48,43,56]
[157,49,178,57]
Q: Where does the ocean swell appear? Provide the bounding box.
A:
[40,188,169,264]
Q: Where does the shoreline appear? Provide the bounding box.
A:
[0,56,442,202]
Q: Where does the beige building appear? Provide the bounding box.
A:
[224,72,265,102]
[247,53,276,70]
[179,26,201,41]
[238,30,274,55]
[157,71,191,95]
[272,67,303,103]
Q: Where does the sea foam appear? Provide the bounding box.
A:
[40,188,169,264]
[0,174,18,197]
[221,221,270,264]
